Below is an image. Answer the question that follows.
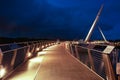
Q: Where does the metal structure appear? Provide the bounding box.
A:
[98,26,108,43]
[67,41,119,80]
[85,4,104,42]
[0,40,55,79]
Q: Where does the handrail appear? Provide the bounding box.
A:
[67,42,117,80]
[0,40,56,79]
[2,46,28,54]
[77,45,103,53]
[0,40,51,46]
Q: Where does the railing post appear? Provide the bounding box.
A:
[0,49,3,65]
[102,54,116,80]
[26,46,30,58]
[11,50,17,67]
[75,45,80,60]
[88,49,95,71]
[69,43,74,55]
[31,44,35,53]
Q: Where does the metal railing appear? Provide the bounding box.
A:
[0,40,56,79]
[66,42,119,80]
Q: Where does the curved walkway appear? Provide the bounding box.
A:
[6,43,104,80]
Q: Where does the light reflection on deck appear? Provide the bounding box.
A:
[6,44,103,80]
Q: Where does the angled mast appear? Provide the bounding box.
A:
[84,4,104,42]
[98,26,108,43]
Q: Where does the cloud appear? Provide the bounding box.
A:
[0,0,120,40]
[105,23,120,40]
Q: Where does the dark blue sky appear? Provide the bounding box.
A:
[0,0,120,40]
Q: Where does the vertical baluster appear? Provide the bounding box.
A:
[102,54,115,80]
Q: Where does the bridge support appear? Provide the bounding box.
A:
[88,49,95,71]
[102,54,116,80]
[75,45,80,60]
[69,43,74,56]
[11,50,17,67]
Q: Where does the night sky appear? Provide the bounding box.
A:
[0,0,120,40]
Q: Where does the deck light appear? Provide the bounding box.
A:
[42,46,44,48]
[0,65,6,78]
[37,51,46,56]
[36,48,40,51]
[27,52,32,58]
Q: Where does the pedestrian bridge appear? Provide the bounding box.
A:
[0,41,119,80]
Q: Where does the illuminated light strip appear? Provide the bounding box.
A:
[37,52,46,56]
[29,57,43,63]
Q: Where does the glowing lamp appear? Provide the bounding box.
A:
[0,65,6,78]
[42,46,44,48]
[27,52,32,58]
[36,48,40,51]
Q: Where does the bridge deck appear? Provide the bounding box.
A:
[5,43,103,80]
